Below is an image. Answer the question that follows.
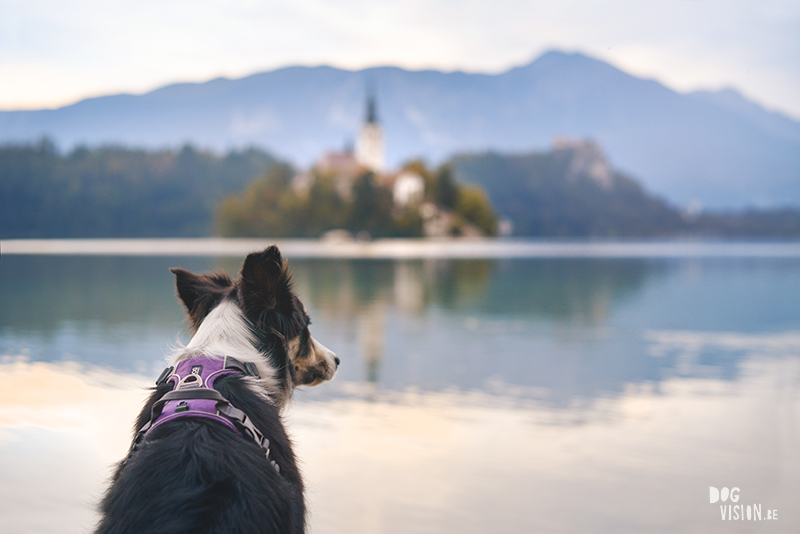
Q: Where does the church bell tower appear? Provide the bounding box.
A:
[355,90,385,173]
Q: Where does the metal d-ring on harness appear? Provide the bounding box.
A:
[124,356,281,474]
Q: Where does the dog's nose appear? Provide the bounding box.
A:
[334,356,340,367]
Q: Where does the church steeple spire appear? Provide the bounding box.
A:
[355,86,385,173]
[365,92,378,124]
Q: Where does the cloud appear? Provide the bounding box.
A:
[0,0,798,117]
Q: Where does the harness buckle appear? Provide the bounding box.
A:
[177,373,203,389]
[155,366,174,386]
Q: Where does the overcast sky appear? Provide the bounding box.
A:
[2,0,799,118]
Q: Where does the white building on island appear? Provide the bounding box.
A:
[392,170,425,206]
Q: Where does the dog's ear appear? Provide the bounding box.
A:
[170,268,233,328]
[239,246,293,311]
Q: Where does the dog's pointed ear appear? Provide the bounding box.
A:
[239,246,291,310]
[170,267,233,327]
[171,268,203,313]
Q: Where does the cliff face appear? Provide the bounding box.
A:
[554,139,615,190]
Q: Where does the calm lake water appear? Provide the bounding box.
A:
[1,243,799,533]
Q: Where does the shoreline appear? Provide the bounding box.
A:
[3,237,800,259]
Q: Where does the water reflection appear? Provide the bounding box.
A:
[0,256,655,330]
[0,256,209,372]
[0,255,211,331]
[288,258,799,407]
[286,258,654,320]
[3,255,800,406]
[286,258,666,403]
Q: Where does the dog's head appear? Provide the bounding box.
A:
[170,246,338,401]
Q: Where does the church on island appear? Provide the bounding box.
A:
[266,94,498,239]
[295,92,426,211]
[218,90,499,239]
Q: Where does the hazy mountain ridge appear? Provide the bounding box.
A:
[686,88,800,144]
[1,50,798,209]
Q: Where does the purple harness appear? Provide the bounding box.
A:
[125,356,281,473]
[149,357,242,435]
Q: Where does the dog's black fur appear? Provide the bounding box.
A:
[95,246,337,534]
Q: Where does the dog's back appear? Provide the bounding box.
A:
[96,247,337,534]
[96,375,304,534]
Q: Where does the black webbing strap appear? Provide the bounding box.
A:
[146,388,230,424]
[222,357,261,379]
[217,403,280,473]
[158,388,229,403]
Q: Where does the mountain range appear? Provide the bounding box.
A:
[1,50,798,209]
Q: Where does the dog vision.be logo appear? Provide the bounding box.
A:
[709,487,778,521]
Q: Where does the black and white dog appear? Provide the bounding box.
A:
[96,246,338,534]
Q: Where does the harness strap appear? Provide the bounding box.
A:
[157,388,229,403]
[219,358,261,379]
[217,403,280,473]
